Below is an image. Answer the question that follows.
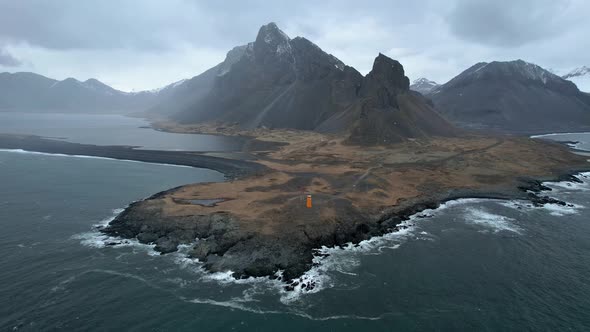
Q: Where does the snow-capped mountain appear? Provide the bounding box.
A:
[428,59,590,134]
[562,66,590,92]
[410,78,439,94]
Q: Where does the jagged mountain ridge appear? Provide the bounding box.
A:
[428,60,590,134]
[169,23,455,143]
[318,54,456,144]
[173,23,363,130]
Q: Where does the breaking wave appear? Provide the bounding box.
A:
[463,207,522,234]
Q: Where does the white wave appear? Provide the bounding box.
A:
[463,207,522,234]
[276,219,425,304]
[0,148,193,168]
[72,208,159,256]
[530,132,590,138]
[543,173,590,192]
[499,200,533,210]
[198,198,517,305]
[542,202,584,216]
[179,219,421,306]
[72,189,584,314]
[501,199,583,217]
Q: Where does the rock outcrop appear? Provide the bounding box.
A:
[320,54,457,144]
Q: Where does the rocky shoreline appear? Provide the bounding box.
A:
[98,132,590,289]
[102,166,589,287]
[5,132,585,290]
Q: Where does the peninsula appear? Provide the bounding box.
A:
[103,127,588,285]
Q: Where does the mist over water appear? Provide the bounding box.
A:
[2,115,590,331]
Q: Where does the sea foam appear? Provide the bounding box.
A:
[72,208,159,256]
[463,207,522,234]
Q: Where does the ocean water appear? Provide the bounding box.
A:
[0,112,243,151]
[532,132,590,152]
[2,118,590,330]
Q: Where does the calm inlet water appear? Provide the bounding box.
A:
[533,132,590,152]
[0,112,243,151]
[1,115,590,330]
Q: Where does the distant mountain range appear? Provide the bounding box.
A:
[0,72,156,113]
[2,23,590,137]
[427,60,590,134]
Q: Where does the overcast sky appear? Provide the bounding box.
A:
[0,0,588,91]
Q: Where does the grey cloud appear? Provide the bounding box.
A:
[0,48,21,67]
[0,0,438,52]
[0,0,588,91]
[0,0,245,51]
[447,0,573,47]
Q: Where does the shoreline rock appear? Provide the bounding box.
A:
[102,167,588,285]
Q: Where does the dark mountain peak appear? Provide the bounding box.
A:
[249,23,294,68]
[429,60,590,134]
[254,23,291,57]
[255,22,289,43]
[366,53,410,91]
[473,59,560,82]
[342,53,456,145]
[443,59,572,94]
[360,54,410,106]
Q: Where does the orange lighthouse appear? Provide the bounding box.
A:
[306,194,312,208]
